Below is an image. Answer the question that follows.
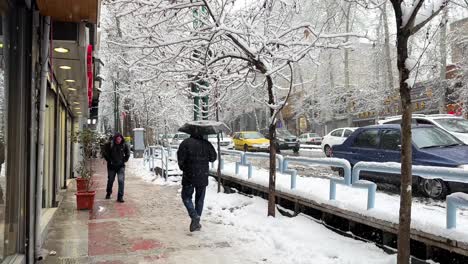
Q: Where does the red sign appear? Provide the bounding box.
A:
[87,45,93,107]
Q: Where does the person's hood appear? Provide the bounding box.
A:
[113,133,125,144]
[191,134,208,141]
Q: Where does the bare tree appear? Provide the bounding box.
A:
[388,1,448,263]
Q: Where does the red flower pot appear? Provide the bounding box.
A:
[76,191,96,210]
[76,178,89,192]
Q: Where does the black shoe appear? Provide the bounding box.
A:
[105,194,111,199]
[117,198,125,203]
[190,218,201,232]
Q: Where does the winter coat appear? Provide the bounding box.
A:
[102,134,131,170]
[0,141,4,164]
[177,135,217,187]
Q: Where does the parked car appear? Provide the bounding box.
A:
[321,127,357,157]
[298,132,322,145]
[208,133,234,149]
[378,114,468,144]
[157,133,174,147]
[276,129,300,153]
[171,132,190,147]
[260,128,300,153]
[233,131,270,152]
[331,124,468,199]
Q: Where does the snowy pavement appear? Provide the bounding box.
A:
[131,158,396,263]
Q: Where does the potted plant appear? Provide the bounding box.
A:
[75,161,90,192]
[73,128,99,210]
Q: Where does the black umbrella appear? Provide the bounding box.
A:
[178,120,230,135]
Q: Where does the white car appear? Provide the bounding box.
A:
[171,132,190,147]
[298,133,322,145]
[378,114,468,144]
[208,133,234,149]
[320,127,357,157]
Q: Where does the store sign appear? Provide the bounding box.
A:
[299,117,307,129]
[87,45,93,107]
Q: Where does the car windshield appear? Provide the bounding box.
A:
[277,130,294,137]
[175,133,189,139]
[309,133,319,137]
[412,127,462,149]
[208,133,227,138]
[435,118,468,133]
[243,132,264,139]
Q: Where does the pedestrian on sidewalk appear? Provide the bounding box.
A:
[102,133,131,203]
[177,134,217,232]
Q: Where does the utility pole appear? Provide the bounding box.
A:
[192,6,209,121]
[438,7,448,114]
[191,82,200,121]
[215,82,221,193]
[114,80,120,133]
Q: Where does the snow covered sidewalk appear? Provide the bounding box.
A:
[131,158,396,263]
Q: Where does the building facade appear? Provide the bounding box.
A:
[0,0,101,263]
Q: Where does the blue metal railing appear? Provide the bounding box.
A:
[351,161,468,228]
[148,148,468,229]
[144,145,178,181]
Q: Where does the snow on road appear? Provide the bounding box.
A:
[129,158,396,264]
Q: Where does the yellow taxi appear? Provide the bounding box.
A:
[232,131,270,152]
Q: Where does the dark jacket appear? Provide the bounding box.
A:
[102,134,131,170]
[177,135,217,187]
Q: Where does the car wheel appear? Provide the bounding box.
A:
[418,178,448,199]
[324,145,332,157]
[243,144,248,152]
[275,143,281,154]
[293,146,299,153]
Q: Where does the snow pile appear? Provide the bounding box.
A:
[401,0,446,28]
[200,180,396,264]
[405,57,417,71]
[405,77,416,88]
[213,161,468,243]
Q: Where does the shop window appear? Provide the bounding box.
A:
[0,14,7,261]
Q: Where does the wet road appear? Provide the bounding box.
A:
[280,148,326,159]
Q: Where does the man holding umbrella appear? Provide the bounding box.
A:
[177,121,222,232]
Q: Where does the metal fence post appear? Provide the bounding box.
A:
[447,199,457,229]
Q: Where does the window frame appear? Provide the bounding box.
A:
[330,129,343,137]
[352,129,381,149]
[379,129,401,151]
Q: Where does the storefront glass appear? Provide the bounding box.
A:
[0,13,8,261]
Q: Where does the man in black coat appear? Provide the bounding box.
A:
[102,133,131,202]
[177,134,217,232]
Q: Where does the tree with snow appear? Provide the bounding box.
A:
[388,1,449,263]
[102,0,366,216]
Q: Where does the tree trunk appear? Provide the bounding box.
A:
[253,108,260,131]
[266,76,276,217]
[344,3,353,126]
[438,8,448,113]
[383,3,395,92]
[396,31,413,264]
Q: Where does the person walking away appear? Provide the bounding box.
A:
[103,133,130,202]
[177,134,217,232]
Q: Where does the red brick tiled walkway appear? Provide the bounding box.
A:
[40,159,245,264]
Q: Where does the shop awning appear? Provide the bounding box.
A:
[36,0,101,24]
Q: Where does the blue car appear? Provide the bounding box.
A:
[332,124,468,199]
